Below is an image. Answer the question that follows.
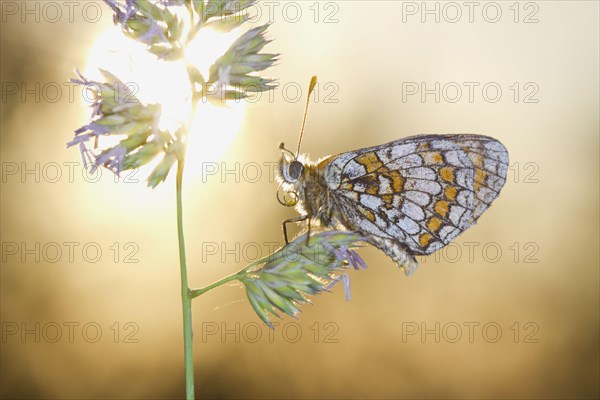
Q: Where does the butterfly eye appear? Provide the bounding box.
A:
[288,161,304,181]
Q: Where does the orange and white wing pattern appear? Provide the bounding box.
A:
[321,134,508,271]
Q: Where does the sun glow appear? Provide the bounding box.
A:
[185,27,248,177]
[84,24,247,183]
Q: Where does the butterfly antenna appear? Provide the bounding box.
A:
[295,76,318,157]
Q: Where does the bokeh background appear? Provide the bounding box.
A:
[1,1,599,399]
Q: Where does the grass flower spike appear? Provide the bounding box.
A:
[67,69,180,187]
[207,24,278,100]
[239,231,367,327]
[103,0,185,60]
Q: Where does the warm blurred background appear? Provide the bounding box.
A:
[1,1,598,399]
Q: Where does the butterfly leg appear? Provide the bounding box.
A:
[282,215,308,244]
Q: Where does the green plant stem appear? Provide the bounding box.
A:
[190,272,242,298]
[176,159,195,400]
[189,255,273,299]
[191,267,247,298]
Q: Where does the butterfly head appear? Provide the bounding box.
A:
[278,142,304,183]
[277,142,305,207]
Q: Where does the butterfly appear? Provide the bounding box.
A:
[276,77,509,275]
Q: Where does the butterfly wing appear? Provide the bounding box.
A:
[321,134,509,272]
